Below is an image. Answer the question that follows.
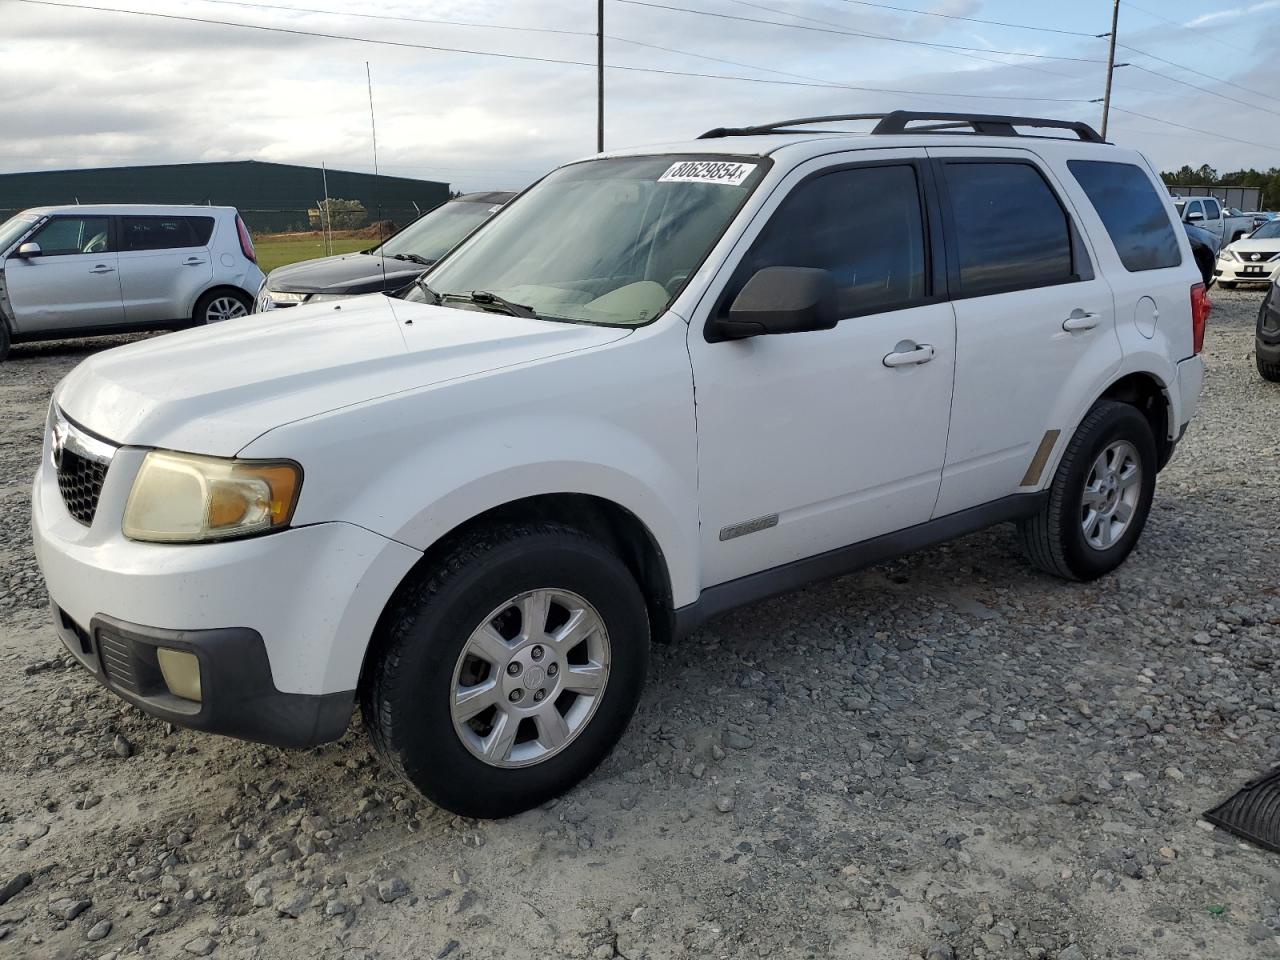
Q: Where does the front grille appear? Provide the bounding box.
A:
[97,630,142,694]
[57,448,109,526]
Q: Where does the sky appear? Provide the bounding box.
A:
[1,0,1278,193]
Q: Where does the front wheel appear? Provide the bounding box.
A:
[1218,280,1237,290]
[1019,401,1157,581]
[361,522,650,818]
[0,322,9,362]
[194,289,251,324]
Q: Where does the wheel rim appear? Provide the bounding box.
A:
[449,588,611,769]
[206,296,248,323]
[1081,440,1142,551]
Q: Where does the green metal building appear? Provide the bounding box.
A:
[0,161,451,233]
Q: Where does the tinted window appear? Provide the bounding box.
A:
[1068,160,1182,272]
[29,216,110,256]
[742,164,927,316]
[943,161,1074,296]
[121,216,205,251]
[1204,199,1221,220]
[188,216,215,245]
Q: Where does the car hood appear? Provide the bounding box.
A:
[267,252,427,295]
[1227,238,1280,256]
[56,296,631,455]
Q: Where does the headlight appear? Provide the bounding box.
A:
[266,291,309,304]
[304,293,349,303]
[123,451,302,543]
[1224,249,1241,262]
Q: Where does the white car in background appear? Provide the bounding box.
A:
[1215,217,1280,287]
[0,204,265,361]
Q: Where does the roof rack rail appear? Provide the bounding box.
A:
[698,110,1105,143]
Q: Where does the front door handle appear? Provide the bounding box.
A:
[89,265,115,274]
[883,340,935,368]
[1062,309,1100,332]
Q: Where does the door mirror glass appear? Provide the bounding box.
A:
[16,241,41,258]
[716,266,839,339]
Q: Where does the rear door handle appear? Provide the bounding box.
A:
[883,340,935,368]
[1062,309,1100,332]
[89,265,115,274]
[182,257,206,266]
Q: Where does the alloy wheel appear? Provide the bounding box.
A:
[1081,439,1142,550]
[206,296,248,323]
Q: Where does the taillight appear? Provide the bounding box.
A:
[235,214,257,264]
[1190,283,1210,354]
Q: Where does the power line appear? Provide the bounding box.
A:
[1120,1,1256,56]
[618,0,1107,63]
[830,0,1097,37]
[1117,41,1270,100]
[11,0,1094,103]
[187,0,594,37]
[1124,63,1280,119]
[1107,105,1280,153]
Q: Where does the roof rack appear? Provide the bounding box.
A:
[697,110,1105,144]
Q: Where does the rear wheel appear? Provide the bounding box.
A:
[0,322,9,362]
[194,289,251,324]
[361,522,649,818]
[1019,401,1157,581]
[1259,354,1280,382]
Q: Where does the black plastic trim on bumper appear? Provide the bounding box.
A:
[51,605,353,748]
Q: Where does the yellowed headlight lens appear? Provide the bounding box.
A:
[123,451,302,543]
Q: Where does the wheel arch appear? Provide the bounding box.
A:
[357,492,678,696]
[1097,370,1175,469]
[189,283,255,322]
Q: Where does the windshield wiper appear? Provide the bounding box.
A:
[410,277,443,304]
[444,290,540,320]
[392,253,433,265]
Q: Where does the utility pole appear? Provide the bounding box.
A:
[597,0,605,153]
[1100,0,1120,141]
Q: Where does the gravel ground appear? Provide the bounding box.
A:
[1,291,1277,960]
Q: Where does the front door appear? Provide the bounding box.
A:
[688,153,956,588]
[927,149,1120,516]
[5,215,123,333]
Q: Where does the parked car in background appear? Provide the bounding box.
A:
[1247,211,1278,229]
[256,191,514,311]
[1258,280,1280,381]
[1215,217,1280,288]
[1183,221,1219,286]
[0,204,263,361]
[33,111,1206,817]
[1172,196,1254,245]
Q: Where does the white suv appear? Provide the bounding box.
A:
[0,204,265,360]
[32,112,1207,818]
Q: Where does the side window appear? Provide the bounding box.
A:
[28,216,111,256]
[1067,160,1182,272]
[187,217,215,245]
[740,164,928,317]
[941,161,1076,297]
[120,216,201,251]
[1203,198,1221,220]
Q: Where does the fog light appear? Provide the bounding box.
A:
[157,648,202,702]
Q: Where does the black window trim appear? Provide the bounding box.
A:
[30,214,115,257]
[931,156,1094,302]
[1066,158,1184,274]
[704,156,947,342]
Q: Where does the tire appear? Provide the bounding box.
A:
[0,321,9,362]
[361,522,650,818]
[193,289,251,324]
[1259,354,1280,382]
[1218,281,1237,290]
[1019,401,1157,582]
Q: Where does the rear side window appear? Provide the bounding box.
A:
[941,161,1075,296]
[1068,160,1182,272]
[741,164,928,317]
[1204,198,1221,220]
[120,216,207,251]
[187,216,215,245]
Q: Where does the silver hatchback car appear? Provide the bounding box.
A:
[0,204,266,360]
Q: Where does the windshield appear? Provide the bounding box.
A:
[1250,219,1280,240]
[412,155,767,326]
[375,200,501,262]
[0,213,40,255]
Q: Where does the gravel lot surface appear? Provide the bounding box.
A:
[1,290,1277,960]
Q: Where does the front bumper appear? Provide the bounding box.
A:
[33,433,422,745]
[51,606,353,747]
[1213,257,1280,283]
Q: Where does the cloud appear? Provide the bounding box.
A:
[1186,0,1280,28]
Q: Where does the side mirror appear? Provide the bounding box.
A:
[711,266,839,341]
[16,241,41,258]
[1186,211,1204,222]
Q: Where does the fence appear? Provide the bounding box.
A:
[1167,185,1263,211]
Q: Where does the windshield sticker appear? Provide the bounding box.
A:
[659,160,757,186]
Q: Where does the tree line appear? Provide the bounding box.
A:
[1161,165,1279,209]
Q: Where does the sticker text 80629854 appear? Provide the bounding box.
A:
[658,160,758,187]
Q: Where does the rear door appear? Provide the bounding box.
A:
[927,148,1120,517]
[116,215,215,323]
[1201,198,1226,242]
[4,215,123,332]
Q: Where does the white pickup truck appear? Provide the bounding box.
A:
[1172,195,1254,244]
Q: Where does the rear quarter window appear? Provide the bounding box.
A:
[1068,160,1182,272]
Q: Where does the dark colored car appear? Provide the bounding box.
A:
[256,191,514,311]
[1183,221,1219,287]
[1258,282,1280,382]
